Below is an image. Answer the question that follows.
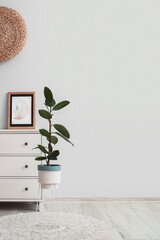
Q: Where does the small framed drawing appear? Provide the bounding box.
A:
[8,92,35,129]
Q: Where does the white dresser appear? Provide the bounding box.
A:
[0,129,43,209]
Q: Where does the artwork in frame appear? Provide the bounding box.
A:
[8,92,35,129]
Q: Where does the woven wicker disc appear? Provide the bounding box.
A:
[0,6,27,62]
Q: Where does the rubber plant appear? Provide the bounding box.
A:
[34,87,74,166]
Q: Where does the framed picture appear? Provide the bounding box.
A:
[8,92,35,129]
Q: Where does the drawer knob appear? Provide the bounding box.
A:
[25,165,28,168]
[25,187,28,191]
[25,142,28,146]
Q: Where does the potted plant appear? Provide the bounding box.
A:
[34,87,74,189]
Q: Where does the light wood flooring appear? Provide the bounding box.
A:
[0,200,160,239]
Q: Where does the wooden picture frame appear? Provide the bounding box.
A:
[8,92,35,129]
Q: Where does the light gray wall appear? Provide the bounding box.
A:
[1,0,160,197]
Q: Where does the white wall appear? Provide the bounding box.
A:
[0,0,160,197]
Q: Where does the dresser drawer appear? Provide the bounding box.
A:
[0,179,41,199]
[0,157,39,177]
[0,134,41,154]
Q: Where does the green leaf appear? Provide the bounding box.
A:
[52,150,60,157]
[32,147,39,150]
[39,109,52,119]
[47,136,58,145]
[35,156,47,161]
[53,101,70,111]
[38,145,48,153]
[44,87,53,103]
[54,124,70,139]
[48,150,60,160]
[45,99,56,107]
[39,129,50,137]
[48,155,57,160]
[55,132,74,146]
[48,143,53,152]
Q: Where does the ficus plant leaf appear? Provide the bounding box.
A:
[39,109,52,119]
[48,155,57,160]
[55,132,74,146]
[39,129,50,137]
[54,124,70,139]
[45,99,56,107]
[53,101,70,111]
[35,156,47,161]
[32,147,39,150]
[47,136,58,145]
[52,150,60,157]
[38,145,48,154]
[44,87,53,103]
[48,150,60,160]
[48,143,53,152]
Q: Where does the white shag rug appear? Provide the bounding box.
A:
[0,212,109,240]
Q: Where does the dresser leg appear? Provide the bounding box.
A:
[38,202,44,212]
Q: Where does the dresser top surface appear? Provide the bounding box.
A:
[0,129,39,134]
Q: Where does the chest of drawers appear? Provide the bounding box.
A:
[0,130,43,209]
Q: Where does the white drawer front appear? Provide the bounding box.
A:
[0,179,41,199]
[0,157,39,177]
[0,134,41,154]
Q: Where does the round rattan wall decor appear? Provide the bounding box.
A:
[0,6,27,62]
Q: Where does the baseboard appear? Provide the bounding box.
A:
[49,197,160,202]
[1,197,160,204]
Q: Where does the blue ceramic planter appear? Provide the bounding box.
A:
[38,164,61,171]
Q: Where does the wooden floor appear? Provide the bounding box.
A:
[0,201,160,239]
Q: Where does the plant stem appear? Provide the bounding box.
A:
[48,119,52,166]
